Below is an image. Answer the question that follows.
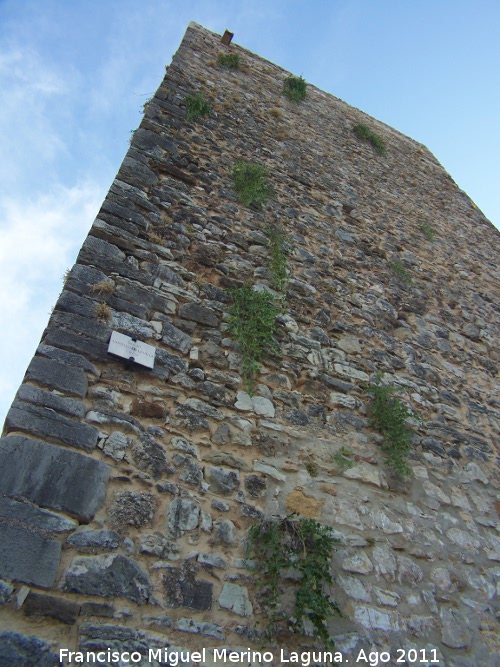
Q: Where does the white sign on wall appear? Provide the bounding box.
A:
[107,331,156,369]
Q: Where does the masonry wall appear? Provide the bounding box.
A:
[0,22,499,667]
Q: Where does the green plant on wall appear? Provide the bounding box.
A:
[388,260,413,284]
[266,223,290,292]
[232,160,271,208]
[217,53,240,68]
[420,222,436,242]
[283,75,307,103]
[365,375,418,478]
[227,284,279,392]
[247,514,340,646]
[353,123,386,155]
[185,93,211,121]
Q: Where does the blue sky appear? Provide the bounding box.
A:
[1,0,499,426]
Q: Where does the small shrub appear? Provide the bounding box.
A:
[91,280,115,295]
[266,224,290,292]
[283,75,307,103]
[389,260,413,284]
[232,160,271,208]
[365,376,417,478]
[147,231,164,246]
[332,447,355,471]
[227,284,280,392]
[269,107,283,119]
[217,52,240,69]
[420,222,436,242]
[185,93,211,121]
[94,302,112,322]
[247,514,340,646]
[305,460,318,477]
[353,123,386,155]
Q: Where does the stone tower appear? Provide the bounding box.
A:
[0,22,499,666]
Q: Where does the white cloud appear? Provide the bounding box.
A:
[0,45,71,186]
[0,181,104,427]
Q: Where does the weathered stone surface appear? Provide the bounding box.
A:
[245,474,267,498]
[36,343,98,374]
[440,608,471,649]
[0,632,59,667]
[23,592,80,624]
[344,463,387,488]
[137,533,180,560]
[101,431,131,460]
[0,496,77,533]
[235,391,275,417]
[218,583,253,617]
[342,551,374,575]
[66,529,121,550]
[204,452,250,471]
[0,521,61,587]
[65,554,151,603]
[211,519,237,545]
[0,580,13,604]
[178,302,219,327]
[5,400,99,451]
[25,356,88,397]
[353,604,399,631]
[206,467,240,495]
[132,432,168,478]
[108,492,156,529]
[162,321,193,354]
[0,436,110,522]
[16,384,86,418]
[163,563,212,610]
[167,498,200,537]
[175,618,224,639]
[198,553,227,569]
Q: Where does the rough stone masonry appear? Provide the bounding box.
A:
[0,22,499,667]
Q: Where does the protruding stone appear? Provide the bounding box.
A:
[0,632,60,667]
[65,554,151,604]
[167,498,200,537]
[0,436,110,522]
[66,529,121,550]
[23,592,80,625]
[206,467,240,495]
[0,497,77,533]
[342,551,374,575]
[0,521,61,588]
[235,391,275,417]
[25,356,88,397]
[218,583,253,617]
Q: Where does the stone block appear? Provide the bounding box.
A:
[178,302,219,327]
[163,565,213,610]
[0,579,13,604]
[0,435,110,522]
[0,497,77,533]
[66,529,121,550]
[16,384,86,418]
[0,632,59,667]
[0,520,61,587]
[23,592,80,624]
[206,467,240,495]
[25,355,88,397]
[64,554,151,604]
[36,343,98,374]
[167,498,200,537]
[5,401,99,451]
[161,321,193,354]
[218,583,253,617]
